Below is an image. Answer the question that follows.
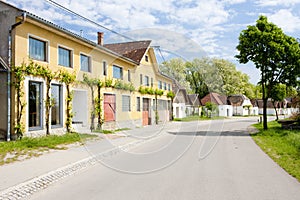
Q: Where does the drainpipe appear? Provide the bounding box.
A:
[7,12,26,141]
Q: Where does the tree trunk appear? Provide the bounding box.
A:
[155,94,158,124]
[45,79,51,135]
[90,86,95,131]
[170,98,174,121]
[66,86,71,133]
[272,101,279,121]
[97,85,102,130]
[262,82,268,130]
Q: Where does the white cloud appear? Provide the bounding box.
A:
[256,0,300,7]
[268,9,300,32]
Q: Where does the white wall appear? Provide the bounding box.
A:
[173,103,186,119]
[218,105,233,117]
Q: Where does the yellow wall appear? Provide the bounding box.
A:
[11,18,172,134]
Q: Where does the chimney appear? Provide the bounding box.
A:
[97,32,104,45]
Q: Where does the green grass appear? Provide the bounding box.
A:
[93,127,131,134]
[252,121,300,181]
[0,133,97,165]
[174,115,226,122]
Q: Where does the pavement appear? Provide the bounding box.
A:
[0,122,181,200]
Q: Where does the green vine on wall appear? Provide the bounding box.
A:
[167,91,175,121]
[58,70,76,133]
[95,79,104,130]
[11,63,27,139]
[11,61,58,138]
[82,74,104,131]
[154,89,164,124]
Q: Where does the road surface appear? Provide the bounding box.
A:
[29,118,300,200]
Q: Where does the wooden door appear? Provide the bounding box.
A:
[104,94,116,122]
[142,98,150,126]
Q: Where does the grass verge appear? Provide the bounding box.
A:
[0,133,97,165]
[252,121,300,182]
[93,128,131,134]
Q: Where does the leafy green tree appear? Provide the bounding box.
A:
[186,58,255,99]
[185,59,209,98]
[160,58,190,90]
[236,15,300,129]
[205,102,218,118]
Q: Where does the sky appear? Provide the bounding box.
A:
[4,0,300,84]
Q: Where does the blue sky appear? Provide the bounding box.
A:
[4,0,300,84]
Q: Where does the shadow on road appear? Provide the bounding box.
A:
[167,130,250,137]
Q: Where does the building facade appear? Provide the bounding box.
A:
[0,1,172,139]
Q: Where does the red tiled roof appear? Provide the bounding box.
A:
[201,92,227,105]
[104,40,151,63]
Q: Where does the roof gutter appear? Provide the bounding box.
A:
[7,12,26,141]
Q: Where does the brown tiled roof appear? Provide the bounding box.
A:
[104,40,151,63]
[253,98,291,109]
[201,92,227,106]
[228,94,251,106]
[188,94,200,106]
[174,88,190,104]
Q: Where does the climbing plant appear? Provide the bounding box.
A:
[29,61,57,135]
[95,79,104,130]
[154,89,164,124]
[82,74,104,131]
[167,91,175,121]
[83,74,96,131]
[11,61,58,138]
[58,70,76,133]
[11,63,27,139]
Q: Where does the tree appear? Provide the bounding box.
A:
[204,102,218,118]
[185,59,209,99]
[186,58,255,99]
[236,15,300,129]
[270,84,286,121]
[160,58,190,90]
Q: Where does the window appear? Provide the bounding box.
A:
[145,55,149,62]
[58,47,72,67]
[51,84,62,126]
[151,78,153,87]
[164,82,167,90]
[113,65,123,79]
[140,74,143,85]
[80,54,91,72]
[29,81,42,129]
[103,61,107,76]
[158,81,162,89]
[128,70,131,82]
[122,95,131,112]
[136,97,141,111]
[168,84,171,91]
[29,37,47,62]
[144,76,149,86]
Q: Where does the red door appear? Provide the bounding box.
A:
[142,98,150,126]
[104,94,116,122]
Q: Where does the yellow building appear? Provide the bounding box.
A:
[0,1,172,139]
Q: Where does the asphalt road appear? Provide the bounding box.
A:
[29,118,300,200]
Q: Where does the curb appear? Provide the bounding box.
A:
[0,138,147,200]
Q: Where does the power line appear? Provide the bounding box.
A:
[45,0,135,41]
